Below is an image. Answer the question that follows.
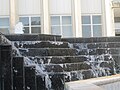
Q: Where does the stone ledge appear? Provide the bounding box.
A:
[65,74,120,90]
[65,83,104,90]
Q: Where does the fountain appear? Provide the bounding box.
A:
[0,33,120,90]
[14,22,24,34]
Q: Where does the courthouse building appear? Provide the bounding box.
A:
[0,0,120,37]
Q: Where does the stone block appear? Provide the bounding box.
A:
[107,37,120,42]
[5,34,61,41]
[5,34,39,41]
[19,48,77,56]
[100,61,115,75]
[45,63,91,72]
[62,37,107,43]
[89,49,97,55]
[104,55,113,61]
[0,45,13,90]
[30,56,88,65]
[112,55,120,65]
[96,49,111,55]
[25,66,37,90]
[82,70,95,79]
[65,56,88,63]
[45,64,64,72]
[91,37,107,43]
[13,41,69,48]
[69,71,83,81]
[38,34,61,41]
[50,74,65,90]
[36,75,46,90]
[12,57,25,90]
[87,43,107,49]
[78,49,89,55]
[109,49,120,54]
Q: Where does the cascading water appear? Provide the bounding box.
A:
[1,32,118,90]
[69,42,117,78]
[0,34,52,89]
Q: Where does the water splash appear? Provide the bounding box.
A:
[49,41,63,46]
[22,56,52,89]
[14,22,24,34]
[0,34,52,89]
[71,43,117,78]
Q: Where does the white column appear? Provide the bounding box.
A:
[72,0,82,37]
[41,0,50,34]
[9,0,19,34]
[102,0,115,36]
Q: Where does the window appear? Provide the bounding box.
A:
[82,25,91,37]
[51,16,72,37]
[82,16,91,24]
[51,16,61,35]
[114,17,120,35]
[0,17,9,34]
[114,17,120,23]
[82,15,102,37]
[19,16,41,34]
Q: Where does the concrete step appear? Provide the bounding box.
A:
[12,41,70,48]
[62,36,120,43]
[87,42,120,49]
[64,70,96,81]
[45,62,92,72]
[48,69,109,82]
[44,61,115,74]
[28,56,88,64]
[19,48,77,56]
[72,42,120,49]
[28,54,116,64]
[47,69,103,89]
[77,48,120,55]
[5,34,61,41]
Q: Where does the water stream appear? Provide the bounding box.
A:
[0,34,118,90]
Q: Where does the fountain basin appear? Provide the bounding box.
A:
[65,74,120,90]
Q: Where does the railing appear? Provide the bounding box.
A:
[65,74,120,90]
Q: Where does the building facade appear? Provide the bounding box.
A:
[113,0,120,36]
[0,0,118,37]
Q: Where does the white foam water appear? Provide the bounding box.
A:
[14,22,24,34]
[1,35,52,89]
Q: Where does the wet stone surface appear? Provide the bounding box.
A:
[25,66,37,90]
[36,75,47,90]
[1,34,120,90]
[19,48,77,56]
[28,56,88,64]
[45,62,91,72]
[13,57,25,90]
[5,34,61,41]
[13,41,69,48]
[0,45,13,90]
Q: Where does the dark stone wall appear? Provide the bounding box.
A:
[12,57,25,90]
[5,34,61,41]
[25,66,37,90]
[1,34,120,90]
[0,45,13,90]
